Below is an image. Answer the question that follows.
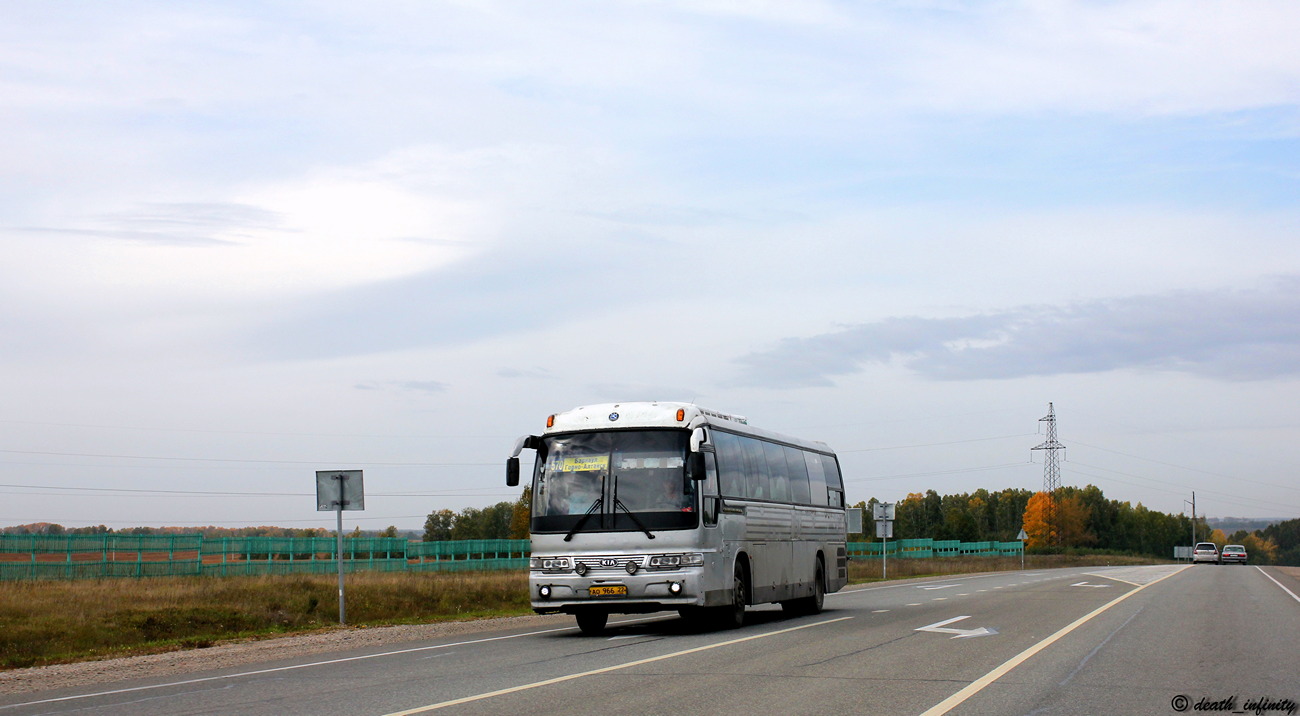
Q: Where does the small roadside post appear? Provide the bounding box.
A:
[1017,528,1027,570]
[316,470,364,625]
[874,502,895,580]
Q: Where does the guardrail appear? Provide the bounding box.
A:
[0,534,1021,581]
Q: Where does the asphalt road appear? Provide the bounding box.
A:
[3,564,1297,716]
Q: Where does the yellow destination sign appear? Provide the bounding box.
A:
[558,455,609,472]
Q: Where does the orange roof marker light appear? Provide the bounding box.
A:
[676,408,686,422]
[547,414,555,428]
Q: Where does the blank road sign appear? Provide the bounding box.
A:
[316,470,365,511]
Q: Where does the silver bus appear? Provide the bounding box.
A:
[507,401,850,634]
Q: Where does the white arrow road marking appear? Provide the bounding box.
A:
[1071,581,1110,588]
[916,615,997,639]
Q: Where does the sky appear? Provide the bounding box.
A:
[3,1,1300,533]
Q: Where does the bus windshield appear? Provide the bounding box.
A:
[532,430,696,533]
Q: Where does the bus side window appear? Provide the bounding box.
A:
[703,453,719,526]
[804,452,828,506]
[741,436,771,500]
[785,445,811,504]
[714,431,746,498]
[822,457,845,508]
[763,441,790,503]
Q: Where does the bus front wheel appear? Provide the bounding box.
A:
[719,563,747,629]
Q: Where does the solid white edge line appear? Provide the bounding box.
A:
[1256,565,1300,603]
[0,621,660,712]
[917,564,1191,716]
[383,617,855,715]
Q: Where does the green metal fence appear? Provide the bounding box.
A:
[1,534,1019,581]
[0,535,530,582]
[846,539,1023,560]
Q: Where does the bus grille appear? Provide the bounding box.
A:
[575,555,648,572]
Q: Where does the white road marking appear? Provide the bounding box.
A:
[0,615,670,712]
[1070,582,1110,588]
[915,615,996,639]
[1256,565,1300,603]
[383,617,855,714]
[2,622,593,709]
[918,565,1189,716]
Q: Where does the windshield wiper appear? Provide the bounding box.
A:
[564,498,603,542]
[614,498,656,540]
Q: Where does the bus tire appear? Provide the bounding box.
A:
[807,559,825,615]
[719,562,747,629]
[575,610,608,635]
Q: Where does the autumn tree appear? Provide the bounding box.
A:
[1056,494,1096,548]
[509,487,532,539]
[1022,491,1056,548]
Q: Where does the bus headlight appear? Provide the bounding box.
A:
[668,582,683,595]
[539,585,552,599]
[648,553,704,570]
[530,557,572,572]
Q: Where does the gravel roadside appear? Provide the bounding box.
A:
[0,613,573,696]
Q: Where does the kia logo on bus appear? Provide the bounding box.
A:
[608,412,619,421]
[601,559,618,567]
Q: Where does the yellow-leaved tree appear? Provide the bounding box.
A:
[1022,491,1056,548]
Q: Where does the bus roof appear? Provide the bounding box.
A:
[541,401,834,454]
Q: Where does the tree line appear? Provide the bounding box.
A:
[421,488,531,541]
[856,484,1296,565]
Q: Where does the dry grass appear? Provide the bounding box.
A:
[0,571,530,669]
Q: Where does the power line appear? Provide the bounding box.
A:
[1069,438,1300,493]
[0,418,512,440]
[1068,461,1300,514]
[838,433,1034,453]
[843,462,1029,484]
[0,482,516,498]
[0,448,495,467]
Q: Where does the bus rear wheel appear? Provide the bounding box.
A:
[575,610,608,635]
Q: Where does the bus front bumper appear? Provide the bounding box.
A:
[530,569,722,613]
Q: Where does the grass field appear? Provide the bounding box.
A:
[0,571,530,669]
[1,553,1161,670]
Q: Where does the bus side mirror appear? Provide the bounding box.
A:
[687,452,705,481]
[506,457,520,487]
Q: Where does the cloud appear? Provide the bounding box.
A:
[731,277,1300,386]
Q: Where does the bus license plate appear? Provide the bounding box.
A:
[589,585,627,597]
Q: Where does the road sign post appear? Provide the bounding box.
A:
[873,502,896,580]
[1017,528,1027,570]
[316,470,364,625]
